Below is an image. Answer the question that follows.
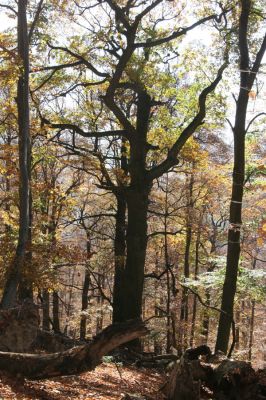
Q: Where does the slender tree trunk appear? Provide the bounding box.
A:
[80,237,91,340]
[241,301,248,349]
[4,128,12,235]
[163,174,172,353]
[248,256,257,361]
[42,290,50,330]
[53,291,60,333]
[1,0,30,308]
[96,274,104,334]
[201,291,210,345]
[248,300,255,361]
[190,222,201,347]
[64,267,76,335]
[80,270,90,340]
[154,252,163,354]
[235,308,240,350]
[216,0,256,353]
[179,172,193,352]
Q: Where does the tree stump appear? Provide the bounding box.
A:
[166,346,212,400]
[165,346,265,400]
[0,302,39,352]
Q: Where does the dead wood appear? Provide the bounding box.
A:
[0,302,39,352]
[0,319,148,379]
[165,346,264,400]
[166,346,213,400]
[32,329,89,352]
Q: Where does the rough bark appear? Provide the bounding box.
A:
[1,0,31,308]
[122,185,150,323]
[112,193,127,323]
[116,91,152,329]
[0,319,147,379]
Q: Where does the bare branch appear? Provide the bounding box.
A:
[32,60,83,73]
[147,229,183,238]
[135,13,225,49]
[134,0,164,24]
[47,42,110,78]
[0,3,17,15]
[28,0,45,42]
[41,116,130,140]
[246,112,266,133]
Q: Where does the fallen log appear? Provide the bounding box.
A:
[0,319,148,380]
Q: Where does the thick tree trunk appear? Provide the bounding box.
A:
[0,319,147,379]
[122,186,150,323]
[113,90,152,330]
[1,0,30,308]
[18,147,33,301]
[112,194,127,323]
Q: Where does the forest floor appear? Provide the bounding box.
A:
[0,363,166,400]
[1,361,265,400]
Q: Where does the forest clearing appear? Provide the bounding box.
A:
[0,0,265,399]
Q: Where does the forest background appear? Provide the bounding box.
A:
[0,0,265,371]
